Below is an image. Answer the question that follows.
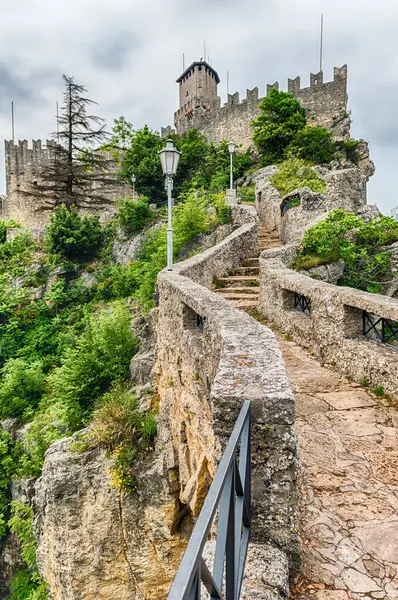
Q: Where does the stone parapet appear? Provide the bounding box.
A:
[259,247,398,397]
[155,206,300,594]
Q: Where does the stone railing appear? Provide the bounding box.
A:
[259,246,398,397]
[155,206,299,597]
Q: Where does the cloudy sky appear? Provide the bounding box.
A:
[0,0,396,213]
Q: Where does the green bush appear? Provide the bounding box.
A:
[74,386,157,492]
[252,89,306,164]
[46,205,104,261]
[270,158,326,196]
[8,501,47,600]
[238,186,256,203]
[0,359,45,421]
[0,219,19,244]
[118,196,152,236]
[287,126,337,164]
[47,303,138,428]
[0,431,23,538]
[341,139,359,164]
[296,210,398,293]
[0,232,35,266]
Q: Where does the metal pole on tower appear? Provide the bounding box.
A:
[204,41,206,62]
[56,101,59,140]
[320,14,324,72]
[11,101,15,142]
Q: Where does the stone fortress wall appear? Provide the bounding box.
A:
[2,139,130,232]
[162,63,350,149]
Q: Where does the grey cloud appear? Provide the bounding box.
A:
[89,31,141,71]
[0,0,397,213]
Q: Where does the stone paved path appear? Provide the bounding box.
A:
[278,335,398,600]
[216,227,398,598]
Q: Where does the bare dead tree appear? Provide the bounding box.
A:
[26,75,119,211]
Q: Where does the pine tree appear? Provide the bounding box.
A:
[27,75,117,211]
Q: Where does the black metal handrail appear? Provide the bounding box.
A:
[294,292,311,315]
[167,400,251,600]
[362,310,398,348]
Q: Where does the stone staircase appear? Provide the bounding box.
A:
[214,227,282,310]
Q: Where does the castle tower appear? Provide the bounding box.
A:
[174,61,220,135]
[177,60,219,109]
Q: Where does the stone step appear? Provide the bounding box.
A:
[233,266,260,276]
[217,276,259,287]
[214,286,259,295]
[216,290,259,299]
[230,299,259,310]
[242,257,259,266]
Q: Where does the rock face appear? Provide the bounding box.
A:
[254,145,375,246]
[306,260,345,285]
[280,187,327,245]
[34,440,188,600]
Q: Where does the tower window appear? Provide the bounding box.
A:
[198,66,202,71]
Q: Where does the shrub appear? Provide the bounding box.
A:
[118,196,151,236]
[287,126,337,164]
[341,139,359,164]
[8,501,47,600]
[46,205,104,261]
[296,210,398,293]
[47,303,138,428]
[0,359,45,421]
[270,158,326,196]
[75,386,157,492]
[252,89,306,164]
[372,385,385,397]
[0,431,23,538]
[238,186,256,203]
[0,219,19,244]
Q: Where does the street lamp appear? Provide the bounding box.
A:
[131,173,136,195]
[228,141,235,191]
[159,139,181,271]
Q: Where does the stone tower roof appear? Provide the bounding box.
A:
[176,60,220,84]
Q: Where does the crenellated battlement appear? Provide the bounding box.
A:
[171,65,349,149]
[4,139,61,194]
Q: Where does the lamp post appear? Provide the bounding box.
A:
[228,141,235,191]
[131,173,136,195]
[159,139,181,271]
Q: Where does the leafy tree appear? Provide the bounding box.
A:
[287,126,337,164]
[118,196,151,236]
[119,125,165,202]
[0,358,45,421]
[112,121,253,202]
[109,116,136,150]
[25,75,116,211]
[46,205,104,261]
[252,89,306,164]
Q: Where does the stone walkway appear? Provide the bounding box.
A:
[279,335,398,600]
[216,227,398,598]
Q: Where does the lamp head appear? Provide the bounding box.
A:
[159,139,181,176]
[228,141,236,154]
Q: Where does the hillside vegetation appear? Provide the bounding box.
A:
[294,209,398,293]
[0,149,231,598]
